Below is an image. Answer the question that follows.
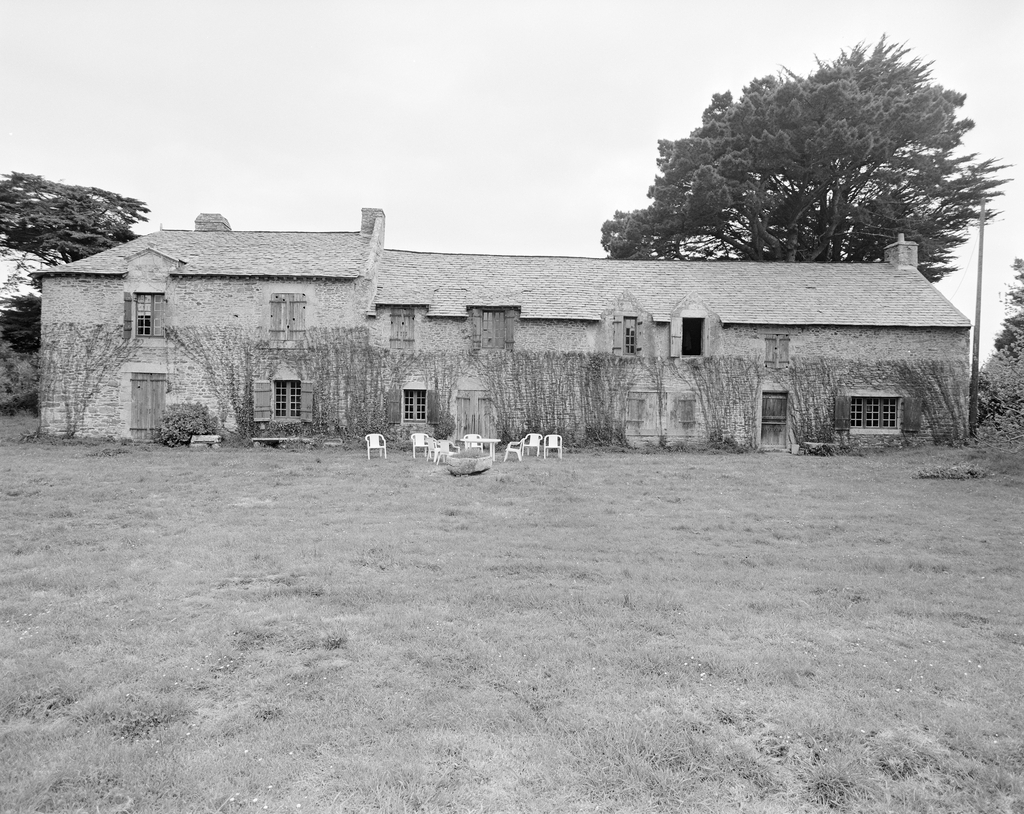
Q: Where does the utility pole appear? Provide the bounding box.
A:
[969,200,985,436]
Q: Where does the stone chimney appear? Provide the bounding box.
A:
[883,233,918,270]
[360,208,385,237]
[195,213,232,232]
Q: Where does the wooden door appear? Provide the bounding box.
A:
[130,373,167,441]
[760,392,788,449]
[455,390,495,438]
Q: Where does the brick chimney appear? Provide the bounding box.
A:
[884,233,918,270]
[360,208,385,237]
[195,213,232,232]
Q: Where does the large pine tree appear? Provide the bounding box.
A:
[602,39,1006,282]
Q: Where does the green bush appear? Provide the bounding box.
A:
[157,402,217,447]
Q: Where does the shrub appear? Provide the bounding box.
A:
[915,463,986,480]
[157,402,217,447]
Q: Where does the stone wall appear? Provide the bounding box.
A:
[38,271,971,447]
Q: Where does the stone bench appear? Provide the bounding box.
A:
[190,434,222,448]
[251,437,315,448]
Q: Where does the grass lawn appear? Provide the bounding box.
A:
[1,426,1022,813]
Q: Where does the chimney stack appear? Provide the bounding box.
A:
[883,232,918,270]
[360,208,385,237]
[195,213,232,232]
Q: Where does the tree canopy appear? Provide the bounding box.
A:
[0,171,150,290]
[993,258,1024,358]
[601,39,1007,282]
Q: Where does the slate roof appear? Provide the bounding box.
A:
[39,227,970,328]
[39,229,370,279]
[375,249,971,328]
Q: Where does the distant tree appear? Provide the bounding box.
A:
[602,38,1007,282]
[0,171,149,291]
[0,293,41,354]
[0,172,149,354]
[993,258,1024,358]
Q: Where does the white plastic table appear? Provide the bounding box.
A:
[462,437,502,460]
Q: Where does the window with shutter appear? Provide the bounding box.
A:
[124,293,167,338]
[623,316,638,356]
[764,335,790,369]
[471,308,514,350]
[270,294,307,341]
[390,307,415,351]
[849,396,900,430]
[671,396,697,430]
[274,380,303,419]
[403,389,427,422]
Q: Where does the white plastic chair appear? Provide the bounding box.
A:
[523,433,543,457]
[503,438,525,462]
[543,434,562,459]
[410,432,430,459]
[365,433,387,459]
[433,439,458,464]
[461,433,484,450]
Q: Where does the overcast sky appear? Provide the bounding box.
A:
[2,0,1021,357]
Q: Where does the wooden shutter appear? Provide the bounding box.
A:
[670,317,683,358]
[300,381,313,423]
[778,335,790,366]
[270,294,286,338]
[469,308,482,351]
[611,314,623,356]
[390,307,414,350]
[504,309,516,351]
[386,388,401,424]
[123,293,133,339]
[253,381,273,422]
[765,337,778,369]
[426,390,440,423]
[152,294,166,337]
[288,294,306,338]
[672,396,696,428]
[834,394,851,431]
[903,396,922,432]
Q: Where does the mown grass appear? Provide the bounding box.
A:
[1,431,1022,813]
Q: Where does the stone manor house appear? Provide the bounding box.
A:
[36,208,971,448]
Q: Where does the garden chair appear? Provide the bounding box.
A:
[410,432,430,459]
[365,433,387,459]
[503,437,525,462]
[543,434,562,459]
[522,433,543,457]
[433,439,458,464]
[461,433,484,450]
